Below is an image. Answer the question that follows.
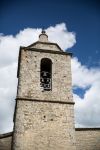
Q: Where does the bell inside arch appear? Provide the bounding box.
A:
[40,58,52,90]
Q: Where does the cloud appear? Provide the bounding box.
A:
[72,58,100,127]
[46,23,76,50]
[0,23,76,133]
[0,63,17,133]
[72,57,100,88]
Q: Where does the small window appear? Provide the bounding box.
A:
[40,58,52,91]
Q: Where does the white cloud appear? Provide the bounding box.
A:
[0,63,17,133]
[0,23,76,133]
[72,57,100,88]
[46,23,76,50]
[72,58,100,127]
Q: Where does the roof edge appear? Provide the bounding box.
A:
[75,128,100,131]
[0,132,13,139]
[20,47,72,57]
[26,41,63,51]
[0,128,100,138]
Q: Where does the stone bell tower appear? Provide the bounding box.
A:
[12,30,76,150]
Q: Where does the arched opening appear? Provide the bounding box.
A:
[40,58,52,91]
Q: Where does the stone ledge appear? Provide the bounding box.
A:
[23,47,72,56]
[16,97,75,105]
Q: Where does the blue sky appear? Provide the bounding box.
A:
[1,0,100,67]
[0,0,100,133]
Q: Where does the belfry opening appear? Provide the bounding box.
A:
[40,58,52,91]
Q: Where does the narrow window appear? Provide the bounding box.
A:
[40,58,52,91]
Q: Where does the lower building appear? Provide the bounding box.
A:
[0,128,100,150]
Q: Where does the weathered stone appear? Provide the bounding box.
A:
[0,132,12,150]
[75,128,100,150]
[12,31,76,150]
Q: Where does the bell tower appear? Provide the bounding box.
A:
[12,30,76,150]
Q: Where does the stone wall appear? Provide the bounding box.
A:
[12,100,76,150]
[12,45,76,150]
[17,48,73,103]
[0,132,12,150]
[75,128,100,150]
[1,129,100,150]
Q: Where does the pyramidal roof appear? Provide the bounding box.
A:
[26,30,63,52]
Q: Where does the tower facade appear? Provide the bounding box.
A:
[12,31,76,150]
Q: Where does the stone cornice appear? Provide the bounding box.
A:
[21,47,72,56]
[16,97,75,105]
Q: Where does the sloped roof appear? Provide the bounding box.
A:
[27,41,63,51]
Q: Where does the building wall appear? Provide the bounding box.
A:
[0,132,12,150]
[13,100,76,150]
[75,128,100,150]
[12,47,76,150]
[17,49,73,103]
[0,129,100,150]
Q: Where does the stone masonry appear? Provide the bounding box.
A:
[75,128,100,150]
[1,128,100,150]
[12,30,76,150]
[0,132,12,150]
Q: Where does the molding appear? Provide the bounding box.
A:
[16,97,75,105]
[21,47,72,56]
